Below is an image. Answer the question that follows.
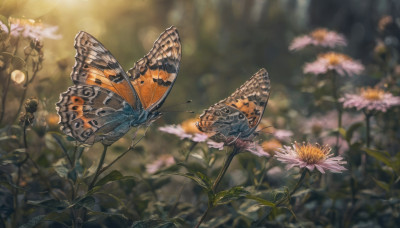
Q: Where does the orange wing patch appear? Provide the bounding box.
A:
[132,69,172,110]
[68,96,91,129]
[83,66,136,107]
[227,99,261,128]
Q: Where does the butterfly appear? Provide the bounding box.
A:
[196,68,270,145]
[56,26,181,145]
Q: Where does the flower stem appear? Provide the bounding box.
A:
[331,72,342,155]
[212,146,239,191]
[195,146,240,228]
[362,112,372,174]
[88,145,108,190]
[277,169,307,206]
[365,113,371,148]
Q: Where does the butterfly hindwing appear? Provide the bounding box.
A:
[72,31,139,109]
[56,85,136,145]
[128,26,181,112]
[197,68,270,141]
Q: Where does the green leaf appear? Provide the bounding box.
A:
[246,195,276,207]
[372,177,390,192]
[19,215,46,228]
[363,148,391,167]
[54,165,69,179]
[72,196,95,210]
[168,172,211,190]
[345,122,363,143]
[95,170,134,187]
[95,170,123,187]
[214,186,249,206]
[131,219,176,228]
[28,199,69,212]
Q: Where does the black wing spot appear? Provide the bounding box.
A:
[95,78,102,85]
[153,78,172,86]
[72,106,78,111]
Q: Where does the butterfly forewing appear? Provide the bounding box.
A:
[72,31,139,109]
[224,68,270,128]
[128,26,181,112]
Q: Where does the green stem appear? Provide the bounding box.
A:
[362,112,372,174]
[365,113,371,148]
[277,169,307,206]
[169,142,199,217]
[256,158,269,190]
[88,145,108,190]
[12,165,22,227]
[195,146,240,228]
[212,146,239,191]
[331,72,342,155]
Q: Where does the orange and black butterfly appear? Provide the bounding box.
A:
[56,26,181,145]
[197,69,270,144]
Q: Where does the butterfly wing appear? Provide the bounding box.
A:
[72,31,140,109]
[127,26,181,112]
[56,85,137,145]
[197,68,270,140]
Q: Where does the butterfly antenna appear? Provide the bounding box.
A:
[256,126,273,134]
[160,100,192,111]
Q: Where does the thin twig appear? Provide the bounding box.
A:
[195,146,240,228]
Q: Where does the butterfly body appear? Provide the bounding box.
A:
[197,68,270,145]
[57,27,181,145]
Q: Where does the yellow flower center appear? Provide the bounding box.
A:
[360,87,384,101]
[319,52,350,66]
[181,118,201,134]
[310,28,328,42]
[295,142,330,164]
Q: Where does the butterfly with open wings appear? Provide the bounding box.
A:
[196,68,271,147]
[56,26,181,145]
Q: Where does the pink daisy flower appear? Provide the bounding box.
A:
[289,28,347,51]
[304,52,364,76]
[274,142,346,173]
[340,87,400,112]
[273,129,293,142]
[159,118,208,142]
[4,17,61,40]
[146,154,175,174]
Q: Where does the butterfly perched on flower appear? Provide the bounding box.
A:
[56,26,181,145]
[196,68,270,146]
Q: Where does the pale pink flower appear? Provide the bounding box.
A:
[289,28,347,51]
[340,87,400,112]
[159,118,208,142]
[7,18,61,40]
[146,154,175,174]
[159,125,192,140]
[275,142,346,173]
[301,111,363,154]
[207,140,225,150]
[273,129,293,142]
[207,138,269,157]
[304,52,364,76]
